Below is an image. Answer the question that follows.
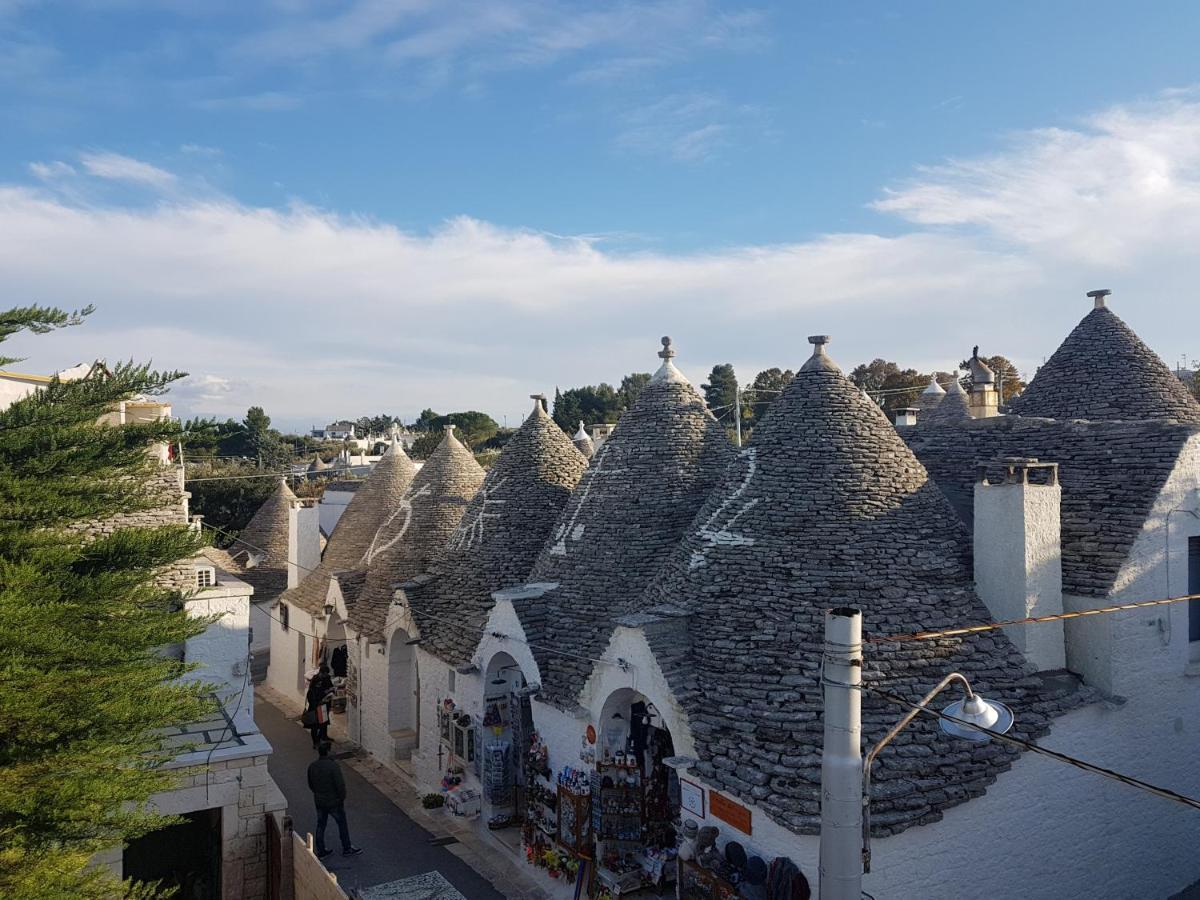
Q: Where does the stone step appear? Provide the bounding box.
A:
[391,728,418,761]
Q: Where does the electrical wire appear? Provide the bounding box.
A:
[865,592,1200,643]
[864,683,1200,813]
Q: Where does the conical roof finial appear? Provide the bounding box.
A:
[530,393,548,415]
[651,335,688,384]
[801,335,839,374]
[1087,288,1111,309]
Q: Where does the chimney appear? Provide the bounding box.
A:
[973,457,1066,671]
[894,407,919,427]
[288,497,321,590]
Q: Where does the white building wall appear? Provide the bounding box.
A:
[357,635,395,764]
[289,504,321,590]
[184,578,253,714]
[249,601,272,656]
[266,601,320,709]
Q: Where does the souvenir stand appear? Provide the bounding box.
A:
[437,698,480,817]
[481,664,534,836]
[592,697,680,897]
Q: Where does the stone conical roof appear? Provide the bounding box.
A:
[309,454,332,473]
[345,427,485,641]
[1008,293,1200,423]
[912,375,946,416]
[280,444,416,614]
[217,477,297,601]
[408,397,589,664]
[641,335,1079,837]
[572,421,594,459]
[521,336,736,708]
[918,373,971,427]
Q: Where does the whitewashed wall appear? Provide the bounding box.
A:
[184,576,252,713]
[266,601,319,709]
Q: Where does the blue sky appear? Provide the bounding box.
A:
[2,2,1199,429]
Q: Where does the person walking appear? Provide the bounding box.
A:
[306,741,362,859]
[305,663,334,749]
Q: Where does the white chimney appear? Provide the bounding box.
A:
[894,407,918,427]
[288,499,321,589]
[973,458,1066,671]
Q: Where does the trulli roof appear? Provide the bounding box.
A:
[279,444,416,615]
[519,337,735,708]
[918,374,972,427]
[309,455,332,473]
[406,398,588,664]
[343,427,484,641]
[572,421,595,459]
[640,336,1084,837]
[1007,297,1200,423]
[219,477,297,601]
[904,414,1199,598]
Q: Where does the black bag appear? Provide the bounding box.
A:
[301,709,318,727]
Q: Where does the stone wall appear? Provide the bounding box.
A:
[144,754,287,900]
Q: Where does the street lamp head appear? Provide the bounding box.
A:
[940,692,1014,742]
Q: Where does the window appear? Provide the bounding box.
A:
[280,603,290,632]
[1189,537,1200,643]
[194,565,215,589]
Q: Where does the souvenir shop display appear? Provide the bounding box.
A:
[445,788,481,818]
[484,741,514,805]
[556,767,593,856]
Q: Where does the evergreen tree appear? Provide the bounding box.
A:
[701,363,738,413]
[744,368,795,426]
[0,307,211,897]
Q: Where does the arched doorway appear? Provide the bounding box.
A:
[482,653,531,841]
[387,629,417,761]
[323,617,349,723]
[597,688,680,862]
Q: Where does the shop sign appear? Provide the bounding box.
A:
[680,779,705,818]
[709,791,752,835]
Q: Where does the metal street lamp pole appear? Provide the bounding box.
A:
[820,608,1015,898]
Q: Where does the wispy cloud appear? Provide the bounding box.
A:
[195,91,304,112]
[872,94,1200,265]
[180,143,222,157]
[2,92,1198,429]
[28,160,76,180]
[615,92,763,163]
[79,151,177,189]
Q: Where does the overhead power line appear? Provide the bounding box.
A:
[865,684,1200,813]
[865,592,1200,643]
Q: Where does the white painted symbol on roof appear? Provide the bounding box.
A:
[689,447,759,571]
[362,483,432,566]
[550,442,627,556]
[448,476,507,551]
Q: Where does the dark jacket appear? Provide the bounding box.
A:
[307,757,346,810]
[306,673,333,711]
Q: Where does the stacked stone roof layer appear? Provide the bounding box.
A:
[521,341,735,708]
[572,422,595,460]
[641,340,1083,837]
[279,444,416,615]
[904,414,1198,598]
[407,401,588,664]
[918,376,971,427]
[344,428,485,641]
[1007,304,1200,423]
[219,477,297,601]
[913,376,946,414]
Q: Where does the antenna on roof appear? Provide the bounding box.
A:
[1087,289,1111,309]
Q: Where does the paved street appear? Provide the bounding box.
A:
[255,696,505,899]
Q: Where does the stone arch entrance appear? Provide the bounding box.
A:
[387,628,418,761]
[597,687,680,850]
[482,652,532,837]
